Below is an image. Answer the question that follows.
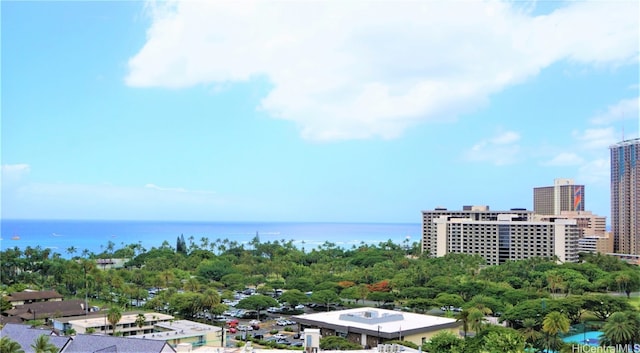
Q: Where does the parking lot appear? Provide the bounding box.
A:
[225,314,305,348]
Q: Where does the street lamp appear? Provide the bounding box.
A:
[377,325,381,346]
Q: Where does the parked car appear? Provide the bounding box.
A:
[253,333,264,340]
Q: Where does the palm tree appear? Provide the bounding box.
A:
[135,313,146,331]
[467,294,493,315]
[0,336,25,353]
[183,277,200,292]
[468,308,486,335]
[542,311,569,352]
[519,318,542,349]
[107,306,122,336]
[159,270,175,288]
[65,246,77,258]
[456,309,471,338]
[30,335,57,353]
[601,311,635,348]
[615,273,631,298]
[546,273,563,296]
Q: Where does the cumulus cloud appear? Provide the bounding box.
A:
[590,97,640,125]
[465,130,521,165]
[126,1,639,141]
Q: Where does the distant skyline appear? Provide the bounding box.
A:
[1,1,639,223]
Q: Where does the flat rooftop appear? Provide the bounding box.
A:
[293,307,458,335]
[65,312,174,328]
[129,319,221,341]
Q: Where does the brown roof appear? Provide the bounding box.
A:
[7,290,63,302]
[7,299,87,321]
[0,315,24,325]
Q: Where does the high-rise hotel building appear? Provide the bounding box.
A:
[610,138,640,255]
[533,178,585,215]
[421,205,579,265]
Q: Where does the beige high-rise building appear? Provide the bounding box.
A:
[533,178,585,215]
[422,206,579,265]
[577,232,614,254]
[610,138,640,255]
[537,210,606,236]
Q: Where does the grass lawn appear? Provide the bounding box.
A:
[629,295,640,309]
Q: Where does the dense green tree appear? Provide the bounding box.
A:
[582,294,632,321]
[286,277,316,292]
[310,290,340,310]
[396,286,431,300]
[435,293,464,312]
[481,330,526,353]
[0,296,13,312]
[235,295,278,321]
[169,292,204,318]
[319,336,362,350]
[278,289,308,306]
[423,331,465,353]
[367,291,395,306]
[405,298,434,313]
[196,259,236,282]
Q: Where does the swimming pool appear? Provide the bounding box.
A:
[562,331,603,346]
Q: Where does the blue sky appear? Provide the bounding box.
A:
[1,0,638,223]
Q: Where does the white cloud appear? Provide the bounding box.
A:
[590,97,640,125]
[572,127,620,150]
[144,183,216,194]
[1,164,31,185]
[577,158,610,185]
[543,152,584,166]
[465,130,521,165]
[490,131,520,145]
[126,0,639,141]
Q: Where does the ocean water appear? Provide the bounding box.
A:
[0,219,420,257]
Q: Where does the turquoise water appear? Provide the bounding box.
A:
[563,331,603,346]
[540,332,604,353]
